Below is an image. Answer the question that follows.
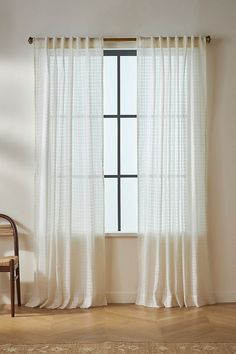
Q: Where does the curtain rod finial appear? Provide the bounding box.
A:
[28,37,33,44]
[206,35,211,43]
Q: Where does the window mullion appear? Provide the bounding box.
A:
[117,55,121,231]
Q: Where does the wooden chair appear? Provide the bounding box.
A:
[0,214,21,317]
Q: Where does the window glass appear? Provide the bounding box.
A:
[103,56,117,115]
[121,178,138,232]
[104,118,117,175]
[121,118,137,175]
[105,178,118,232]
[120,56,137,115]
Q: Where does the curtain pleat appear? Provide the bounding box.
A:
[136,36,215,307]
[26,37,106,309]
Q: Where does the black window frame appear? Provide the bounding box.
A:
[104,49,137,232]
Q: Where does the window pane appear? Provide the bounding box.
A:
[121,178,138,232]
[121,118,137,175]
[104,118,117,175]
[103,56,117,115]
[120,56,137,115]
[105,178,117,232]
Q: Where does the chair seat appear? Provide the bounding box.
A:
[0,256,19,267]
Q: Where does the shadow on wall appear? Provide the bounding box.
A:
[0,136,33,166]
[207,35,236,297]
[0,122,35,303]
[0,229,35,305]
[0,233,108,306]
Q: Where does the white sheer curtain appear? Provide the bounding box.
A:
[136,36,215,307]
[27,37,106,309]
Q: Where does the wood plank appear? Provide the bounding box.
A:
[0,304,235,344]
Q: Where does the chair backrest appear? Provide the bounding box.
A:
[0,214,19,257]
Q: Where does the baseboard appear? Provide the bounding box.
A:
[0,292,137,305]
[214,292,236,303]
[1,292,236,305]
[106,292,136,303]
[107,292,236,304]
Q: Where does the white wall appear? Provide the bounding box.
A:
[0,0,236,304]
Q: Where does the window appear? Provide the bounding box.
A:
[103,50,138,233]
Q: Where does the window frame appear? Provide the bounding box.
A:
[104,49,137,234]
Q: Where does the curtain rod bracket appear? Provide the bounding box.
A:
[28,37,33,44]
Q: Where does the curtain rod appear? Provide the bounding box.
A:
[28,36,211,44]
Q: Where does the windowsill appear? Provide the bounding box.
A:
[105,233,138,238]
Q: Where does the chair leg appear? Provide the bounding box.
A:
[10,260,15,317]
[16,266,21,306]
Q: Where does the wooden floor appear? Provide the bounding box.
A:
[0,304,235,344]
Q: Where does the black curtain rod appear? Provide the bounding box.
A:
[28,36,211,44]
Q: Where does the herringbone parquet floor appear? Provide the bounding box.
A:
[0,304,235,344]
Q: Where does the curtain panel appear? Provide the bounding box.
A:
[26,37,106,309]
[136,36,215,307]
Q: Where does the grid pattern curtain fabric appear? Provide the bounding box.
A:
[27,37,106,309]
[136,36,215,307]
